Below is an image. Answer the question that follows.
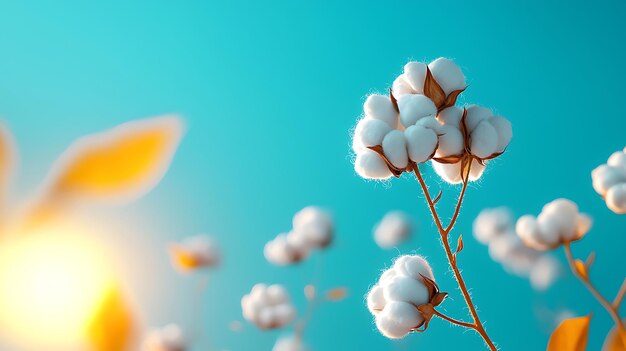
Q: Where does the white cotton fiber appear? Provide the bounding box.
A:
[438,106,463,127]
[264,233,308,265]
[470,120,499,158]
[489,116,513,153]
[608,150,626,168]
[464,105,492,132]
[373,211,412,248]
[393,255,434,282]
[355,149,393,180]
[383,275,430,306]
[241,284,296,329]
[364,94,398,128]
[291,206,334,248]
[142,324,186,351]
[273,335,309,351]
[352,118,392,153]
[404,61,427,93]
[591,165,626,196]
[382,130,409,169]
[375,301,424,339]
[472,207,514,244]
[434,125,464,158]
[397,94,437,127]
[404,125,438,164]
[392,75,413,97]
[367,285,386,314]
[428,58,465,95]
[530,255,561,291]
[432,159,485,184]
[606,183,626,214]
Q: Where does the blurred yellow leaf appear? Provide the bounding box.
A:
[574,259,588,280]
[169,244,201,271]
[548,315,592,351]
[326,287,348,301]
[87,285,134,351]
[46,116,183,203]
[603,324,626,351]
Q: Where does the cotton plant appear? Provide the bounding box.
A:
[592,147,626,214]
[142,324,186,351]
[373,211,413,249]
[515,198,625,350]
[473,207,562,290]
[352,58,511,350]
[0,117,184,351]
[169,235,221,272]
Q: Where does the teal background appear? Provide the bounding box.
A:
[1,0,625,350]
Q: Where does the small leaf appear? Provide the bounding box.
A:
[431,292,448,307]
[547,315,592,351]
[602,322,626,351]
[585,252,596,269]
[326,287,348,301]
[87,285,135,351]
[440,87,466,111]
[455,235,464,254]
[417,303,435,331]
[423,67,446,108]
[419,274,439,299]
[304,284,316,301]
[574,259,589,280]
[389,89,400,113]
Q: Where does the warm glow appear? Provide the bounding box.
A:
[0,225,113,348]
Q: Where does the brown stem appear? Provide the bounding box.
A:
[614,278,626,310]
[413,164,497,351]
[433,309,476,329]
[563,243,625,333]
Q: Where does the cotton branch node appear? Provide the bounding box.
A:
[373,211,413,248]
[351,58,511,184]
[591,147,626,213]
[241,284,296,330]
[264,206,334,266]
[515,199,592,251]
[168,235,220,272]
[366,255,447,338]
[142,324,186,351]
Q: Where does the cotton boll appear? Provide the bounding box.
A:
[373,211,412,248]
[375,301,423,339]
[468,159,486,181]
[488,235,517,263]
[415,116,443,133]
[606,183,626,214]
[428,58,465,95]
[264,233,308,265]
[379,268,398,284]
[591,165,626,196]
[470,120,499,158]
[383,275,430,306]
[432,161,463,184]
[292,206,334,248]
[516,215,550,250]
[473,207,514,244]
[382,130,409,169]
[488,116,512,153]
[393,255,434,282]
[397,94,437,127]
[607,150,626,169]
[538,199,578,241]
[530,256,561,291]
[434,125,464,158]
[242,284,295,329]
[143,324,186,351]
[464,105,493,132]
[367,285,386,314]
[575,214,592,240]
[364,94,398,128]
[273,336,309,351]
[392,75,413,97]
[404,125,438,164]
[438,106,463,127]
[355,149,393,180]
[352,118,392,152]
[404,61,427,93]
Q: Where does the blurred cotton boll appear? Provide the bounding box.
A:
[516,199,591,250]
[273,335,309,351]
[529,255,561,291]
[241,284,296,330]
[264,233,308,265]
[591,147,626,213]
[168,235,220,272]
[366,255,436,339]
[472,207,514,244]
[432,159,486,184]
[142,324,186,351]
[373,211,413,248]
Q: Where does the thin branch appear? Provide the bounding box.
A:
[445,161,471,234]
[614,278,626,310]
[433,309,476,329]
[564,243,624,333]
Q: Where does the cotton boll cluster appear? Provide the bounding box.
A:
[273,336,309,351]
[142,324,186,351]
[373,211,413,248]
[241,284,296,330]
[168,235,220,272]
[516,199,591,250]
[352,58,512,184]
[265,206,333,265]
[473,207,561,290]
[366,255,437,339]
[591,147,626,213]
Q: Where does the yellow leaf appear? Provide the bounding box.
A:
[326,287,348,301]
[548,315,592,351]
[603,323,626,351]
[45,116,183,203]
[574,259,588,280]
[86,285,135,351]
[169,244,202,271]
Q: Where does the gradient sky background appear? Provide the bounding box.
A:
[0,0,625,350]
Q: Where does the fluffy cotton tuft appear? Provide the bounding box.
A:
[591,147,626,213]
[265,207,334,265]
[142,324,186,351]
[373,211,413,248]
[366,255,435,339]
[272,336,309,351]
[473,207,561,290]
[432,159,486,184]
[241,284,296,330]
[515,199,591,250]
[169,235,220,271]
